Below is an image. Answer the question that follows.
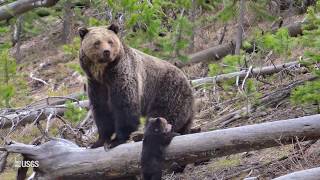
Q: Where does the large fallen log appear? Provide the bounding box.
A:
[2,114,320,179]
[178,22,305,68]
[191,61,301,87]
[273,167,320,180]
[0,0,60,21]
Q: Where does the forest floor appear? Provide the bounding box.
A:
[1,9,320,180]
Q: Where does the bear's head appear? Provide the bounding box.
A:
[78,24,122,65]
[145,117,172,135]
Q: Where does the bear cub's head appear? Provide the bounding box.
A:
[78,24,122,65]
[144,117,172,136]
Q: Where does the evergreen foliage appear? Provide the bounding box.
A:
[0,43,28,107]
[290,4,320,113]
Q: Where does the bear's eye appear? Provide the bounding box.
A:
[108,40,113,45]
[94,40,101,47]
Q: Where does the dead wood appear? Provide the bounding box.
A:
[273,166,320,180]
[0,0,60,21]
[177,22,307,68]
[0,100,89,129]
[1,114,320,179]
[235,0,245,55]
[191,61,301,87]
[206,75,318,128]
[0,151,8,173]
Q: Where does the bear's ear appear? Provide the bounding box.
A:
[108,24,120,34]
[78,27,89,39]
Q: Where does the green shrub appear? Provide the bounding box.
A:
[64,100,88,123]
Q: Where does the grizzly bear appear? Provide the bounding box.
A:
[78,24,194,148]
[141,117,178,180]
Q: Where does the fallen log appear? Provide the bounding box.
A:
[0,0,60,21]
[178,22,306,68]
[191,61,300,87]
[177,42,235,68]
[26,92,85,110]
[0,100,89,129]
[2,114,320,179]
[273,167,320,180]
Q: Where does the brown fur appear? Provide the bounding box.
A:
[80,26,124,82]
[141,117,178,180]
[79,25,194,148]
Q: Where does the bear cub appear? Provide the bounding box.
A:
[141,117,178,180]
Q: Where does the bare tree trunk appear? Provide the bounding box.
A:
[188,0,196,52]
[62,0,73,44]
[273,167,320,180]
[235,0,245,55]
[13,15,23,63]
[1,114,320,179]
[0,0,60,21]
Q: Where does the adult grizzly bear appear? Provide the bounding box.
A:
[78,24,194,148]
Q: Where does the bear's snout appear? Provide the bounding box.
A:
[98,50,111,63]
[103,50,110,58]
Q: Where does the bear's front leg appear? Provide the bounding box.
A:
[87,80,115,148]
[108,109,140,148]
[109,92,140,148]
[90,106,115,148]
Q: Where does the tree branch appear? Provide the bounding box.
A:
[0,0,60,21]
[191,61,301,87]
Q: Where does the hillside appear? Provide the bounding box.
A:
[0,1,320,180]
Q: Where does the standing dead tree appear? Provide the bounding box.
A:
[62,0,73,44]
[1,114,320,179]
[0,0,60,21]
[235,0,245,55]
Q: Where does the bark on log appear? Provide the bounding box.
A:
[28,92,85,109]
[273,167,320,180]
[0,151,8,173]
[0,0,60,21]
[177,42,235,68]
[191,61,300,87]
[0,100,89,129]
[178,22,305,68]
[2,114,320,179]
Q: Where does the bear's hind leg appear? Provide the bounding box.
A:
[109,116,139,148]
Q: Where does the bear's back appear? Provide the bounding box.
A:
[130,48,193,125]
